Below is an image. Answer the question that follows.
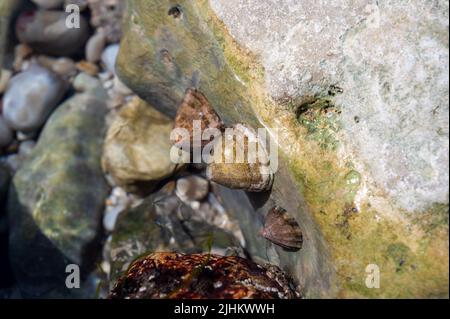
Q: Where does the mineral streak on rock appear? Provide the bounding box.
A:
[109,252,300,299]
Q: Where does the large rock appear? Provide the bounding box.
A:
[102,97,179,191]
[116,1,258,123]
[0,116,13,148]
[8,88,110,298]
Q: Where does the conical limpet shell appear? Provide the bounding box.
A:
[260,206,303,251]
[174,88,224,152]
[205,124,273,192]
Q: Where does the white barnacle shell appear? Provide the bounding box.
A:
[205,123,274,192]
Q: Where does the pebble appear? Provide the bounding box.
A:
[103,205,125,232]
[175,175,210,202]
[76,61,99,76]
[89,0,125,43]
[37,56,77,79]
[18,140,37,157]
[2,64,67,132]
[16,10,89,56]
[101,44,120,75]
[98,71,113,82]
[31,0,64,9]
[86,31,106,63]
[4,154,22,172]
[101,97,179,188]
[73,72,101,92]
[0,117,14,148]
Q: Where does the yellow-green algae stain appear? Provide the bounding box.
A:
[194,0,449,298]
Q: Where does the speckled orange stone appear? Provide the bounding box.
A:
[109,252,300,299]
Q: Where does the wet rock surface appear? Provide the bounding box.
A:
[109,252,299,299]
[8,89,110,298]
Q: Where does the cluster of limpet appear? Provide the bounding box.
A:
[174,88,274,192]
[109,252,300,299]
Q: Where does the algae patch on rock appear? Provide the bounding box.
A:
[115,0,449,298]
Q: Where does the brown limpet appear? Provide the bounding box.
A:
[174,88,224,152]
[260,206,303,251]
[109,252,300,299]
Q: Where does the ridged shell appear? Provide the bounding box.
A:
[174,88,223,151]
[260,206,303,251]
[205,124,273,192]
